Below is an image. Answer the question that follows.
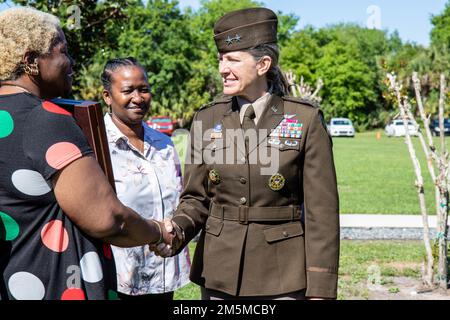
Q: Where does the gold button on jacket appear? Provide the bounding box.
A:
[173,94,340,298]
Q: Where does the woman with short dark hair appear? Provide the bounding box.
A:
[101,57,191,300]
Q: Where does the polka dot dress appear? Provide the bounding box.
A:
[0,93,117,300]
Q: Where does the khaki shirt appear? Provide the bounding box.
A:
[237,92,271,125]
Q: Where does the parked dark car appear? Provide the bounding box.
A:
[146,116,177,136]
[429,119,450,136]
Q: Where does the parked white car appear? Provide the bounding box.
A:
[385,119,419,137]
[328,118,355,137]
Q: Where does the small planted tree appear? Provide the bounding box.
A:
[387,72,448,292]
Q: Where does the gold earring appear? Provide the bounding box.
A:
[24,59,39,76]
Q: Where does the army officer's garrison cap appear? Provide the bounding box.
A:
[213,7,278,53]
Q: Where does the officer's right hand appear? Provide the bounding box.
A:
[150,219,184,257]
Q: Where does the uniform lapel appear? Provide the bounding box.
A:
[221,98,247,160]
[248,94,284,155]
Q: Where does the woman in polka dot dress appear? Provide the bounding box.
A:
[0,7,174,300]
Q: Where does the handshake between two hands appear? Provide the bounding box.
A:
[149,219,184,258]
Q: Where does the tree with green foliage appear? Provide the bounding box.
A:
[281,26,321,85]
[282,23,400,129]
[316,39,378,127]
[78,0,203,122]
[1,0,134,97]
[2,0,214,122]
[382,6,450,118]
[431,1,450,50]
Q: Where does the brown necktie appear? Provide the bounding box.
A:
[242,105,256,131]
[242,105,256,154]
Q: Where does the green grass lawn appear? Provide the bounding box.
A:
[174,240,425,300]
[173,243,201,300]
[334,131,448,214]
[337,240,424,299]
[173,130,448,214]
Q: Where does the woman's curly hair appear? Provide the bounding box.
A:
[0,7,60,81]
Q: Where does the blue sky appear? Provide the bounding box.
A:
[1,0,447,46]
[177,0,448,46]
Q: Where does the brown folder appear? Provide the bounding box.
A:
[51,98,116,191]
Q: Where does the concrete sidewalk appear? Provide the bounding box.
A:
[340,214,449,228]
[339,214,449,240]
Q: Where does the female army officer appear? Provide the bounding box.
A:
[156,7,340,300]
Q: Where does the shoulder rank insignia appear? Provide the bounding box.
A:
[282,96,321,109]
[199,96,232,111]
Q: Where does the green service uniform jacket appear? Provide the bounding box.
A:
[172,94,340,298]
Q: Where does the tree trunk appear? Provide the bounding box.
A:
[389,73,434,288]
[437,74,448,291]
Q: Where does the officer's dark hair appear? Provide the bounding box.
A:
[101,57,147,92]
[246,43,289,96]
